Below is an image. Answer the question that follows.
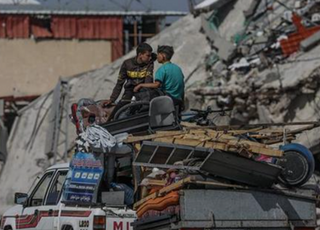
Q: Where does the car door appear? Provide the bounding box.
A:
[17,170,55,230]
[44,169,68,230]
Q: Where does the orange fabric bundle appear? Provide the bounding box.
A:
[136,191,180,218]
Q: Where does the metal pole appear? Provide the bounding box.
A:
[53,81,61,165]
[63,81,70,162]
[133,21,138,47]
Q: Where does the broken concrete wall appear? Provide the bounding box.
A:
[188,0,320,159]
[191,57,320,160]
[0,120,7,163]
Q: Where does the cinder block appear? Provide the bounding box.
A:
[300,30,320,51]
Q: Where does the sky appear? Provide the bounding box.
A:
[0,0,194,12]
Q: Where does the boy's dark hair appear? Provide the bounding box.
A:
[157,45,174,60]
[136,43,153,55]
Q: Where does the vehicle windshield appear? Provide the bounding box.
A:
[27,174,41,195]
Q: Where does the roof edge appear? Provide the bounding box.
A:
[0,9,188,16]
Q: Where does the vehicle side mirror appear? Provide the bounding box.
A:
[14,193,28,205]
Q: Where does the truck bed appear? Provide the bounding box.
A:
[133,188,317,230]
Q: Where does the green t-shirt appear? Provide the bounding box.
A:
[155,62,185,100]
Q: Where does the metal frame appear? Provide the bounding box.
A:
[45,79,70,165]
[133,189,317,230]
[134,141,282,187]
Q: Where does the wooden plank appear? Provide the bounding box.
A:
[142,179,166,186]
[156,130,187,135]
[179,132,273,150]
[181,122,200,128]
[125,131,186,143]
[226,139,283,157]
[174,138,206,147]
[249,145,283,157]
[155,135,283,157]
[127,128,285,156]
[184,121,320,130]
[154,137,206,147]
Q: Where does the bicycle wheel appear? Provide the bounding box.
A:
[114,101,150,120]
[277,143,315,187]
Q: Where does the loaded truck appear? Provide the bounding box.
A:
[0,163,135,230]
[1,162,318,230]
[2,97,319,230]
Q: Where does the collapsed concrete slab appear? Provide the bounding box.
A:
[0,120,7,163]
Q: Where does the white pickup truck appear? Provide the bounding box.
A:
[0,163,135,230]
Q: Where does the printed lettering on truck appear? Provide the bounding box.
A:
[79,219,89,228]
[113,220,132,230]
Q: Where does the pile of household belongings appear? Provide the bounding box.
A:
[69,97,319,219]
[125,124,318,219]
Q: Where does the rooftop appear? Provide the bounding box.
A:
[47,163,69,171]
[0,0,190,16]
[0,9,188,16]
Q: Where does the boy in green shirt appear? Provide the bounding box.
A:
[134,45,185,112]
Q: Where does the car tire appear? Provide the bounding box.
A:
[62,225,74,230]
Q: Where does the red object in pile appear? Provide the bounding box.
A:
[280,14,320,56]
[71,103,80,134]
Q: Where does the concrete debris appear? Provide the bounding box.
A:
[244,0,261,18]
[300,30,320,51]
[197,0,320,69]
[187,0,320,156]
[193,0,234,15]
[0,120,7,163]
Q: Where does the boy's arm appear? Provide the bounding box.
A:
[133,81,161,92]
[108,62,127,103]
[134,66,163,92]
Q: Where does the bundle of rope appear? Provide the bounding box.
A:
[79,125,116,152]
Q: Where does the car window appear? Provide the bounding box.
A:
[29,171,54,206]
[45,170,68,205]
[27,175,41,195]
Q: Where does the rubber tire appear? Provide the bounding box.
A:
[278,143,315,187]
[113,101,150,120]
[62,225,74,230]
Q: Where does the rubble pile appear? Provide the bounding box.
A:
[187,0,320,153]
[192,60,320,123]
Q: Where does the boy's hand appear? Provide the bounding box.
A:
[133,85,141,93]
[102,99,113,107]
